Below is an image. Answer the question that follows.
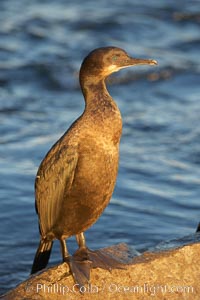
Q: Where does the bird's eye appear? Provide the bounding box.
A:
[112,56,118,61]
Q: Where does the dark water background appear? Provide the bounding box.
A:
[0,0,200,294]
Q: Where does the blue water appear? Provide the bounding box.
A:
[1,0,200,294]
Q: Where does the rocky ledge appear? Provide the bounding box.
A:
[1,233,200,300]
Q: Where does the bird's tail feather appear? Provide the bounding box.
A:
[31,240,53,274]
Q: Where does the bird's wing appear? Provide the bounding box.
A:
[35,141,78,237]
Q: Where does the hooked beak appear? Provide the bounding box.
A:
[105,56,157,76]
[122,57,158,68]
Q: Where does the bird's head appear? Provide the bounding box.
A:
[80,46,157,82]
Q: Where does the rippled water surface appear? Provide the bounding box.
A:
[1,0,200,293]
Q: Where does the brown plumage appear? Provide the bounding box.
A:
[31,47,157,285]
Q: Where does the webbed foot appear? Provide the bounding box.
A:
[72,246,126,273]
[64,251,92,288]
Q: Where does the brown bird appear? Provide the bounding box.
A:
[31,47,157,286]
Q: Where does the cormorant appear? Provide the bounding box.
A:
[31,47,157,286]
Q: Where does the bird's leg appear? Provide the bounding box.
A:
[60,239,70,261]
[75,232,89,260]
[60,237,91,288]
[75,233,125,271]
[53,239,71,283]
[76,232,86,248]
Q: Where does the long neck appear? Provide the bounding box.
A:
[80,76,117,111]
[79,76,122,144]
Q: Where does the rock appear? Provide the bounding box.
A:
[1,234,200,300]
